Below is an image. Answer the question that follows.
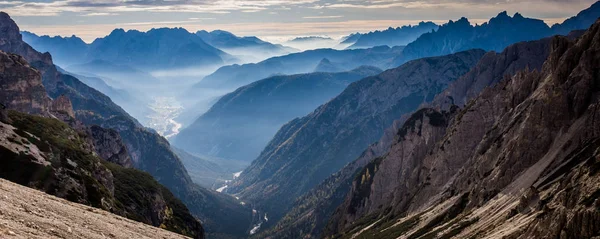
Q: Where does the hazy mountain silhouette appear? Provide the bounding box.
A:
[347,22,438,49]
[197,30,294,61]
[23,27,233,70]
[551,1,600,35]
[394,3,600,66]
[192,45,403,92]
[21,31,88,66]
[174,66,382,163]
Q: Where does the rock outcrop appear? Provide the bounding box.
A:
[0,50,50,115]
[50,95,75,118]
[89,125,133,168]
[325,18,600,239]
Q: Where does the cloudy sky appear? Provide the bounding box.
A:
[3,0,597,42]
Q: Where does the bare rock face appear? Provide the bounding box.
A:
[0,51,50,115]
[432,37,552,110]
[231,49,485,228]
[89,125,133,168]
[50,95,75,119]
[326,19,600,239]
[0,12,52,66]
[266,30,557,239]
[0,103,7,122]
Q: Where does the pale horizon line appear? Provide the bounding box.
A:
[18,16,568,44]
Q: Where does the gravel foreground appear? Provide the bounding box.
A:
[0,178,190,239]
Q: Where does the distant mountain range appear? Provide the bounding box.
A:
[289,36,334,42]
[22,28,233,70]
[339,33,362,45]
[192,45,403,92]
[285,36,339,50]
[197,30,295,61]
[88,28,231,70]
[344,22,439,49]
[393,2,600,66]
[21,31,88,66]
[551,1,600,35]
[174,66,382,163]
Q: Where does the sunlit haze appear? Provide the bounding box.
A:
[5,0,596,43]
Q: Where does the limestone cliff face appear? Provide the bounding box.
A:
[0,51,50,115]
[89,125,133,168]
[231,49,485,227]
[431,37,553,110]
[0,13,52,66]
[263,35,557,238]
[50,95,75,119]
[326,19,600,239]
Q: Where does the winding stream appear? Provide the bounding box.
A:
[146,97,184,139]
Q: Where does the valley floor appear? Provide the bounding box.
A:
[0,179,190,239]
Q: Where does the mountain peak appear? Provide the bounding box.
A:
[211,29,235,36]
[108,28,126,36]
[455,17,470,24]
[514,12,524,19]
[0,11,22,42]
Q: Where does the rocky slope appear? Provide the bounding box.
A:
[393,2,600,67]
[171,147,237,189]
[0,12,253,238]
[551,1,600,35]
[260,35,556,238]
[175,66,382,163]
[326,19,600,239]
[0,51,51,115]
[0,178,197,239]
[0,57,203,238]
[347,22,438,49]
[230,49,485,231]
